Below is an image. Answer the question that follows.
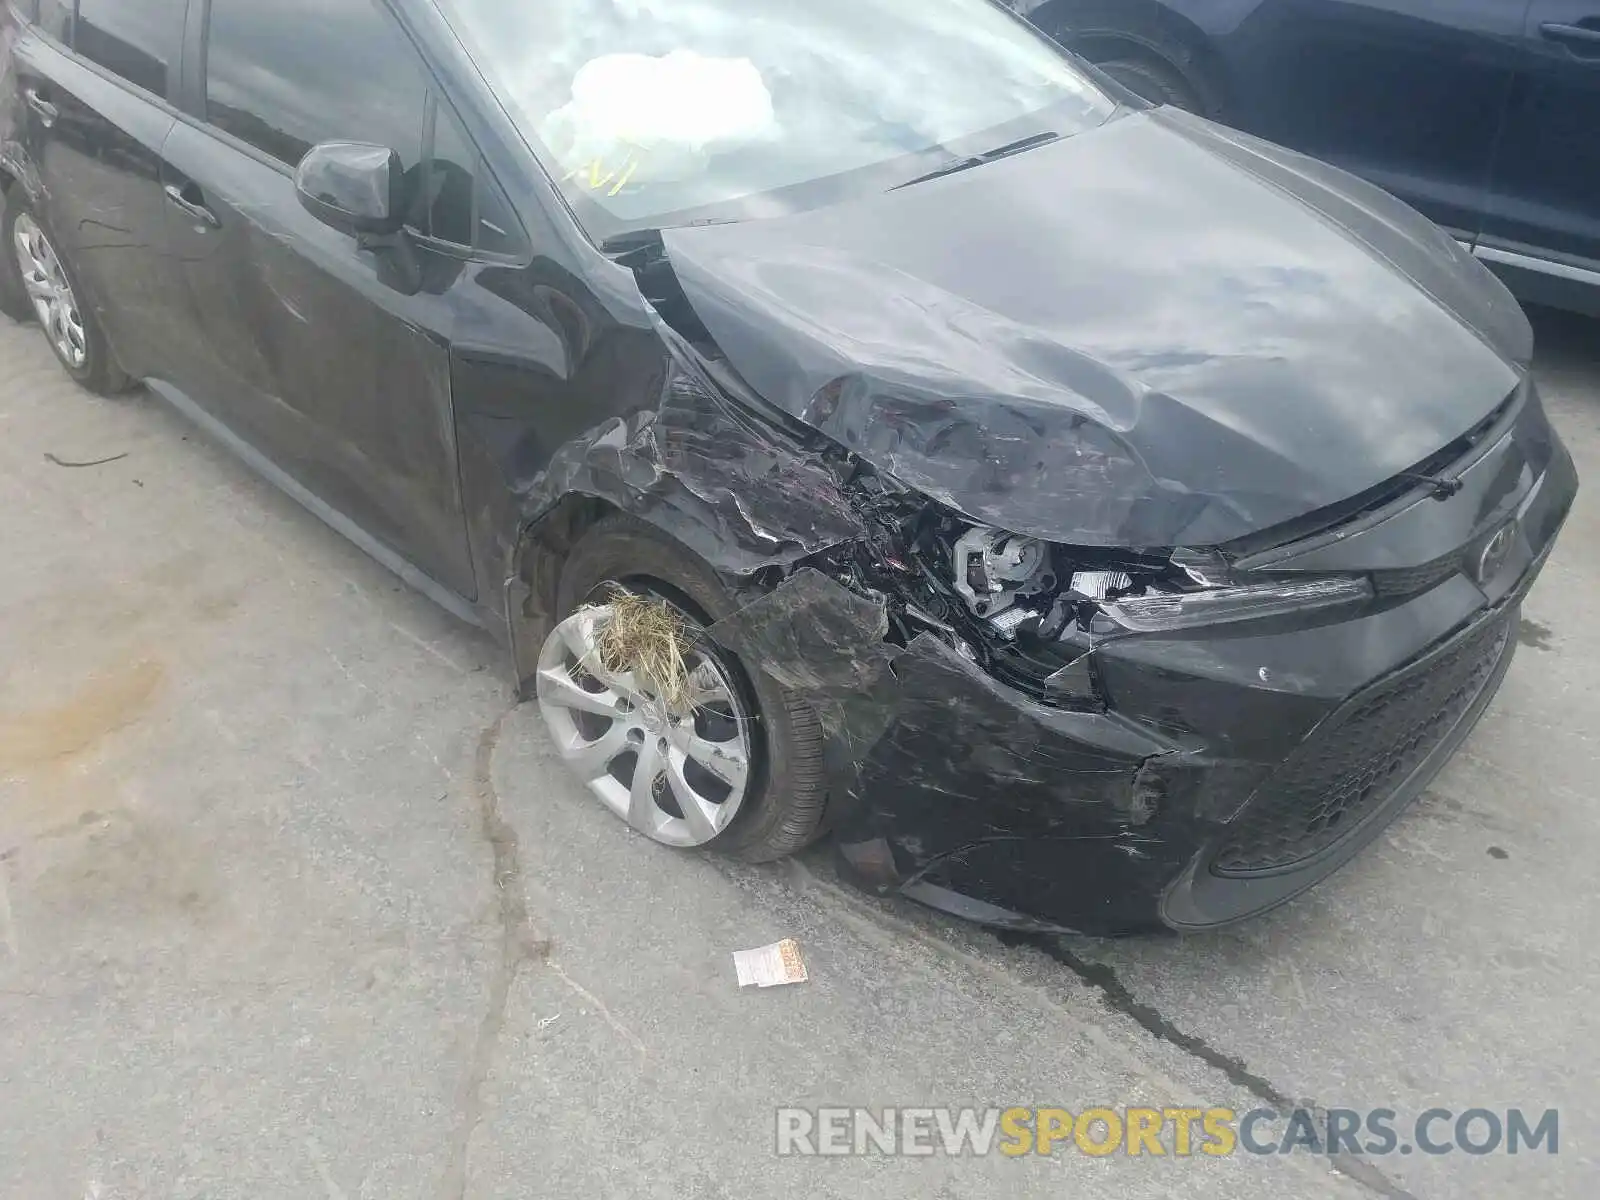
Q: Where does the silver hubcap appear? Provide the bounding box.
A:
[12,213,88,369]
[536,602,754,847]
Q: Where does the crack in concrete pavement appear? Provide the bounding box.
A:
[782,860,1409,1198]
[429,717,1415,1200]
[1004,933,1420,1200]
[438,708,551,1200]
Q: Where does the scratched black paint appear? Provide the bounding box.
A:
[0,0,1577,933]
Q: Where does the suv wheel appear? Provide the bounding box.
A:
[536,513,829,863]
[0,187,33,325]
[3,195,132,394]
[1096,53,1203,114]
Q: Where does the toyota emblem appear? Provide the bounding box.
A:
[1474,522,1517,586]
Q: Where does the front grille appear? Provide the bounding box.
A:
[1212,614,1512,876]
[1371,552,1463,598]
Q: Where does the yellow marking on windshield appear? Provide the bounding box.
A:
[608,160,638,196]
[562,150,644,197]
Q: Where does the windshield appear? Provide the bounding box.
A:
[439,0,1115,239]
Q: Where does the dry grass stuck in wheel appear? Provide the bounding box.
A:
[590,588,696,711]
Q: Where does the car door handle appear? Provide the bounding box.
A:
[1540,21,1600,55]
[24,87,58,126]
[163,183,221,229]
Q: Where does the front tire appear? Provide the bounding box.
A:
[1096,53,1203,113]
[3,194,132,394]
[0,187,33,325]
[541,513,829,863]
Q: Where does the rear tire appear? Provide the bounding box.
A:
[2,193,133,395]
[553,513,829,863]
[0,185,32,325]
[1097,54,1203,113]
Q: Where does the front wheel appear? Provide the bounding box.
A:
[0,189,33,325]
[535,513,829,863]
[3,195,132,394]
[1095,54,1203,114]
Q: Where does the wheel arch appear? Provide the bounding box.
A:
[1028,0,1230,116]
[505,479,833,699]
[0,157,26,322]
[497,339,874,698]
[511,494,619,640]
[0,142,43,207]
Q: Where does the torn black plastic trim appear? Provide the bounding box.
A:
[504,332,870,693]
[706,567,1179,806]
[706,567,902,761]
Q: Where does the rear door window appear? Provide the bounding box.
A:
[75,0,185,96]
[204,0,427,170]
[36,0,73,42]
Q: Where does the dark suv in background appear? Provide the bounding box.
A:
[1018,0,1600,316]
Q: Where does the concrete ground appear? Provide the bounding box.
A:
[0,305,1594,1200]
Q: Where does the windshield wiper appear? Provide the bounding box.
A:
[890,131,1063,191]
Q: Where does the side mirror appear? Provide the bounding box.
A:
[295,141,408,237]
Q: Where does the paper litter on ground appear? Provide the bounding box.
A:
[732,938,809,988]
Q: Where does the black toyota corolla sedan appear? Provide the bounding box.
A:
[0,0,1576,934]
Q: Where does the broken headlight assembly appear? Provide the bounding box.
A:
[825,477,1377,705]
[1094,575,1373,633]
[929,523,1373,638]
[949,525,1058,626]
[921,524,1375,701]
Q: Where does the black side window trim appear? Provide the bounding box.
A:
[418,91,531,260]
[69,0,188,102]
[19,0,67,45]
[22,5,72,52]
[418,91,464,250]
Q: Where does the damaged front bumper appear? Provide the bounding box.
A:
[708,387,1578,936]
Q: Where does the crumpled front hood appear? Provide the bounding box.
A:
[661,108,1529,547]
